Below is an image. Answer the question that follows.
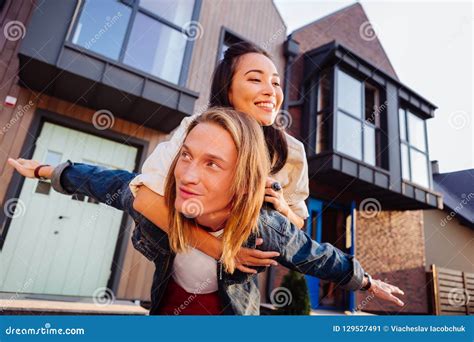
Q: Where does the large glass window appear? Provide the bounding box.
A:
[337,70,362,118]
[123,13,187,84]
[139,0,195,27]
[70,0,196,84]
[399,107,430,188]
[335,69,383,167]
[71,0,132,60]
[336,111,362,160]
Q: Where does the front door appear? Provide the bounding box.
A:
[0,122,137,297]
[305,198,355,311]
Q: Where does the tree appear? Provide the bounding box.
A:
[273,270,311,315]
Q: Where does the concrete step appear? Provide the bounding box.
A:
[0,298,148,315]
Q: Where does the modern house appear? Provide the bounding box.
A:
[0,0,458,315]
[266,2,445,315]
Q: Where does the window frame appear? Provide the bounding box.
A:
[314,67,333,154]
[333,66,385,168]
[67,0,201,86]
[215,27,248,66]
[398,105,432,189]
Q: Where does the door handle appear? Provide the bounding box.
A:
[58,215,70,220]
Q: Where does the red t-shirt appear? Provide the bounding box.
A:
[158,278,222,315]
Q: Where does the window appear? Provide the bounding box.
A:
[70,0,196,85]
[336,112,362,160]
[71,0,132,60]
[217,30,244,62]
[315,68,331,154]
[123,12,187,84]
[399,107,430,188]
[335,69,383,167]
[139,0,194,27]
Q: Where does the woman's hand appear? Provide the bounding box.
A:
[367,278,405,307]
[234,238,280,274]
[264,177,305,229]
[8,158,52,179]
[264,177,290,216]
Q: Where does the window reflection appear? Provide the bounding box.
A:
[123,13,187,84]
[139,0,195,27]
[407,111,426,152]
[337,70,362,118]
[399,108,407,141]
[399,107,430,188]
[410,147,429,188]
[336,111,362,160]
[71,0,132,60]
[400,143,410,180]
[70,0,196,85]
[335,69,383,167]
[363,124,375,166]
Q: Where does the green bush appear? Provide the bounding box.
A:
[274,270,311,315]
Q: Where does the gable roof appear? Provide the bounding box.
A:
[291,2,399,80]
[433,169,474,228]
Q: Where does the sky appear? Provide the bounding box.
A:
[274,0,473,173]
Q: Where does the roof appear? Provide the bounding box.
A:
[433,169,474,228]
[303,40,437,117]
[291,2,360,34]
[290,2,399,80]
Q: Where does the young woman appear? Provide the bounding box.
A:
[130,42,310,273]
[8,108,404,315]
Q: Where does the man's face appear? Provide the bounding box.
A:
[174,122,238,221]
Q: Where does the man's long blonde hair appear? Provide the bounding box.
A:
[164,107,270,273]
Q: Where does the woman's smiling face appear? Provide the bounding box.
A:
[228,53,283,126]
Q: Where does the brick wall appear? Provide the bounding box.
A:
[355,210,429,314]
[269,210,429,314]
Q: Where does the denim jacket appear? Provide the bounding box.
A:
[51,161,365,315]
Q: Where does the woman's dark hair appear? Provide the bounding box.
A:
[209,41,288,174]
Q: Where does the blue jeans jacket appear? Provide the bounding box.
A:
[51,161,365,315]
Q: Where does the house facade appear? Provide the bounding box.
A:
[267,3,443,315]
[1,1,446,315]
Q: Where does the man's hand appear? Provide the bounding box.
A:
[8,158,52,179]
